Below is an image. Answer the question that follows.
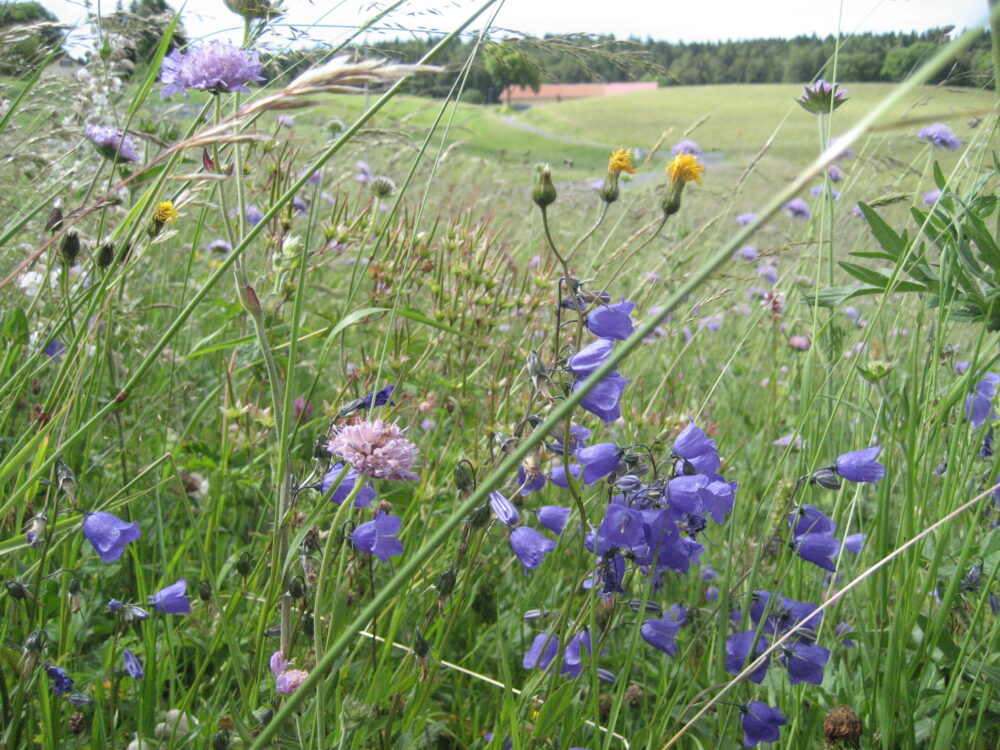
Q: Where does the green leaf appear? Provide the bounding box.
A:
[932,160,947,190]
[803,285,885,308]
[965,214,1000,270]
[2,307,28,346]
[838,262,926,293]
[859,202,906,260]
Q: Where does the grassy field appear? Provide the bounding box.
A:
[2,20,1000,750]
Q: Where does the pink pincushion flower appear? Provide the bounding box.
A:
[326,419,418,480]
[270,651,309,694]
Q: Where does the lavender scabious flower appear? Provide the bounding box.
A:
[741,702,787,746]
[834,446,886,483]
[245,205,264,226]
[160,40,265,98]
[351,511,404,563]
[326,419,419,480]
[122,648,144,680]
[85,124,140,163]
[82,511,141,563]
[922,188,942,206]
[149,578,191,615]
[784,198,811,219]
[510,526,557,571]
[917,123,960,151]
[45,664,74,695]
[321,462,375,507]
[205,238,232,253]
[735,244,758,261]
[736,211,757,226]
[671,139,701,156]
[797,79,847,114]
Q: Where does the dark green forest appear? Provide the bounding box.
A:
[340,28,995,102]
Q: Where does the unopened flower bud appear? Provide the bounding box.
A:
[434,567,456,599]
[60,229,80,265]
[532,165,557,209]
[25,514,47,548]
[467,503,490,528]
[44,202,63,233]
[413,630,431,658]
[287,576,307,599]
[810,467,842,490]
[212,730,231,750]
[223,0,282,20]
[454,461,475,495]
[98,240,116,268]
[370,176,396,199]
[198,580,213,602]
[236,551,254,577]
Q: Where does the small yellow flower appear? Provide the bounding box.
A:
[667,153,704,185]
[608,148,636,175]
[153,201,180,224]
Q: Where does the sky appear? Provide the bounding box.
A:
[42,0,991,54]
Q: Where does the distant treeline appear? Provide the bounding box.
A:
[273,28,996,103]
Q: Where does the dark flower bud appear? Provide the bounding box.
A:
[823,704,863,748]
[68,692,94,706]
[97,240,116,268]
[624,684,644,707]
[810,468,842,490]
[55,458,76,493]
[125,604,150,622]
[60,229,81,265]
[198,580,213,602]
[67,576,81,595]
[253,706,274,726]
[522,608,549,621]
[44,203,63,233]
[287,576,307,599]
[6,579,28,600]
[525,350,547,384]
[25,630,47,652]
[413,630,431,658]
[213,730,231,750]
[303,609,315,638]
[434,567,456,599]
[467,503,490,528]
[370,176,396,199]
[68,711,87,735]
[600,171,620,204]
[454,460,476,494]
[532,165,557,209]
[236,551,254,577]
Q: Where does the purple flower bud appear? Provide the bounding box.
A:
[45,664,74,695]
[149,578,191,615]
[82,511,141,564]
[351,511,404,563]
[792,531,841,572]
[122,648,144,680]
[107,599,124,612]
[672,419,717,460]
[489,491,519,527]
[789,504,836,536]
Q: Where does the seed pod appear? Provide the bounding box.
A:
[823,704,863,748]
[98,240,116,268]
[60,229,81,265]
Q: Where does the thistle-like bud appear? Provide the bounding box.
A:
[454,460,476,495]
[6,579,28,600]
[823,704,863,748]
[98,240,116,268]
[413,630,431,659]
[223,0,283,21]
[236,551,254,577]
[60,229,81,265]
[532,165,557,209]
[198,580,213,602]
[434,567,456,599]
[44,202,63,233]
[599,172,620,204]
[466,503,490,528]
[287,576,307,599]
[370,176,396,199]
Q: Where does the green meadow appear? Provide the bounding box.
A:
[2,11,1000,750]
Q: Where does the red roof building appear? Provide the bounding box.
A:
[501,81,658,105]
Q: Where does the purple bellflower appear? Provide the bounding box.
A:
[523,632,559,671]
[46,664,74,695]
[538,505,571,535]
[577,442,621,484]
[560,629,592,677]
[574,371,628,423]
[641,609,685,657]
[122,648,144,680]
[568,338,614,375]
[586,298,635,340]
[966,373,1000,428]
[510,526,557,571]
[725,631,770,683]
[82,511,141,563]
[792,529,841,572]
[321,463,375,507]
[741,702,787,747]
[149,578,191,615]
[780,639,830,684]
[160,40,265,98]
[834,446,886,483]
[489,491,519,527]
[351,511,404,563]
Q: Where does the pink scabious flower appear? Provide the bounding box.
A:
[160,40,264,98]
[788,335,811,351]
[270,651,309,695]
[326,419,419,480]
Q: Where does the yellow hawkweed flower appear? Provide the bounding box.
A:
[667,153,704,186]
[153,201,180,224]
[608,148,636,175]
